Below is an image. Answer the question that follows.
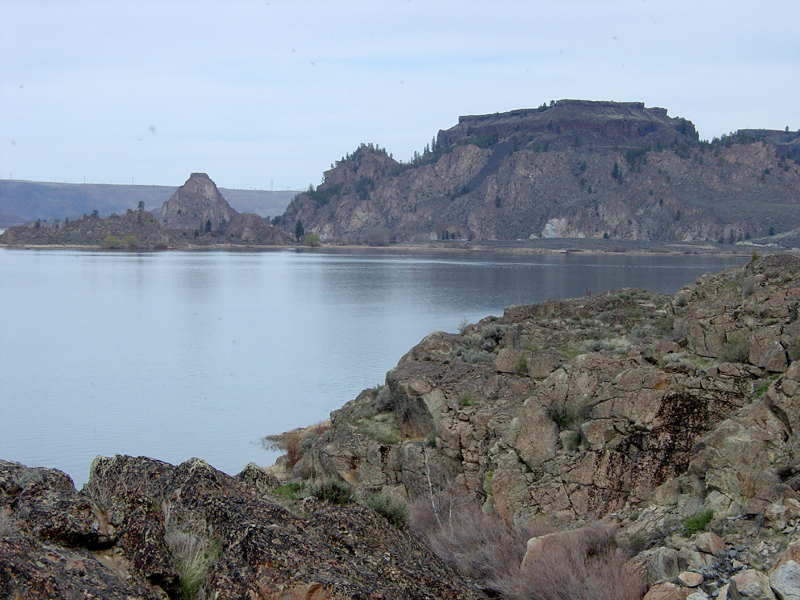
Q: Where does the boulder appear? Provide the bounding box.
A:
[770,560,800,600]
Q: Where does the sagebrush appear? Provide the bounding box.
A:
[410,489,646,600]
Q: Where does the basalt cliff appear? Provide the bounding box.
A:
[278,100,800,247]
[4,255,800,600]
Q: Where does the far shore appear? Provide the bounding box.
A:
[0,237,790,257]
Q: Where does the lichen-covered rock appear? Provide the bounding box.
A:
[1,456,482,599]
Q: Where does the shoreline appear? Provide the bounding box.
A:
[0,238,783,256]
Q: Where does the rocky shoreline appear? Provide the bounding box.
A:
[3,254,800,599]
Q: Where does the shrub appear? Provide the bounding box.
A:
[364,493,409,529]
[410,489,645,600]
[458,316,470,335]
[103,235,123,249]
[788,338,800,363]
[720,338,749,363]
[449,346,495,363]
[274,482,306,500]
[410,489,537,587]
[0,512,19,537]
[311,480,353,505]
[123,235,139,248]
[515,355,529,376]
[511,524,646,600]
[683,508,714,536]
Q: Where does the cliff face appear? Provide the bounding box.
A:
[280,101,800,245]
[159,172,239,230]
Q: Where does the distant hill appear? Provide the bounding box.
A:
[277,100,800,247]
[0,173,294,248]
[0,179,297,226]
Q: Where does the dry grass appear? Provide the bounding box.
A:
[410,489,646,600]
[165,529,219,600]
[410,490,543,590]
[0,512,19,537]
[510,524,646,600]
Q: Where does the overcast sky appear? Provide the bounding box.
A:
[1,0,798,191]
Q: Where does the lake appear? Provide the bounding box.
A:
[0,247,746,488]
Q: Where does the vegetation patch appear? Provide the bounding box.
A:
[683,508,714,536]
[363,493,409,529]
[274,482,307,501]
[720,338,749,363]
[355,414,400,445]
[165,529,221,600]
[311,480,353,506]
[410,488,645,600]
[788,338,800,363]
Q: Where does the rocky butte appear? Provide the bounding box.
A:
[3,254,800,599]
[159,172,239,231]
[278,100,800,246]
[0,173,292,248]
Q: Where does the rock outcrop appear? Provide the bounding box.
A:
[159,172,238,231]
[279,101,800,245]
[0,456,482,599]
[223,212,293,245]
[277,254,800,598]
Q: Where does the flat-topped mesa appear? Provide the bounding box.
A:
[159,172,238,230]
[436,99,697,151]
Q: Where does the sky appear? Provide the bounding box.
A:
[1,1,799,192]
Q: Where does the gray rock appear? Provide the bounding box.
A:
[771,560,800,600]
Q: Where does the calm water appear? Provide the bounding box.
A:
[0,248,745,487]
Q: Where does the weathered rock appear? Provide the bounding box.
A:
[730,568,776,599]
[643,547,680,584]
[678,571,704,587]
[159,172,238,230]
[0,209,171,248]
[292,256,800,534]
[224,211,292,244]
[695,532,726,556]
[1,457,482,599]
[643,581,692,600]
[770,560,800,600]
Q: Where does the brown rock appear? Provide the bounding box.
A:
[730,569,775,599]
[2,457,482,600]
[495,348,529,374]
[694,531,726,555]
[678,571,704,587]
[643,581,691,600]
